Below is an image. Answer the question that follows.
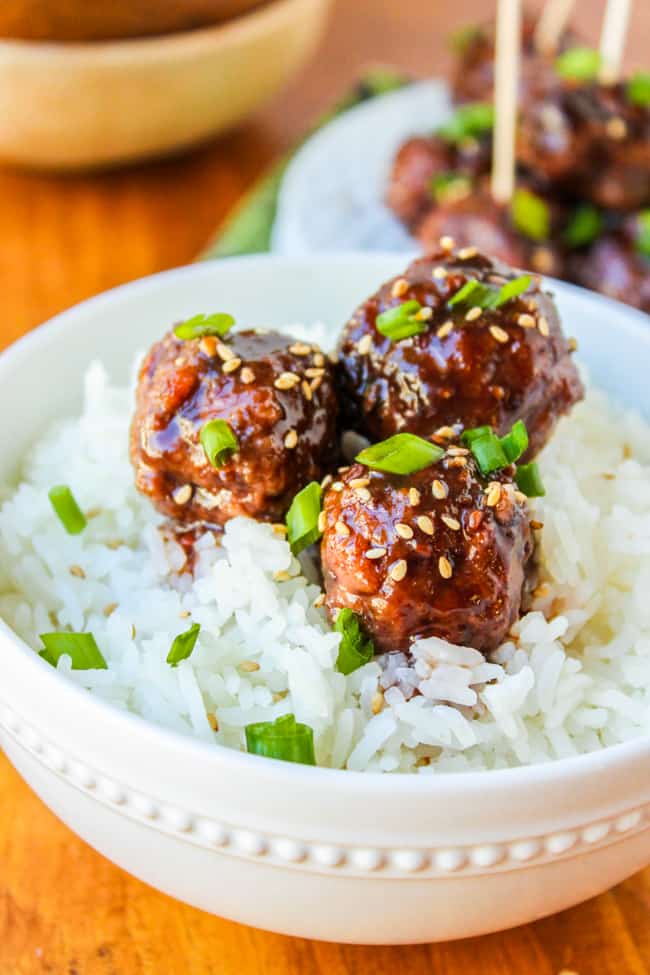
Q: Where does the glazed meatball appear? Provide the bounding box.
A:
[130,328,338,527]
[321,451,534,654]
[567,233,650,313]
[337,247,583,459]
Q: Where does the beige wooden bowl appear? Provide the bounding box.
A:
[0,0,331,170]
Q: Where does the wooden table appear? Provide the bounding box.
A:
[1,1,649,971]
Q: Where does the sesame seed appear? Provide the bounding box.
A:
[447,456,467,468]
[272,523,288,535]
[313,352,325,368]
[313,593,325,608]
[395,523,414,540]
[514,490,528,504]
[199,336,218,357]
[302,380,313,401]
[216,342,234,361]
[468,510,483,530]
[441,515,460,531]
[274,570,291,582]
[357,334,373,355]
[274,372,300,390]
[174,356,184,367]
[338,466,350,474]
[305,367,325,378]
[606,116,627,140]
[531,247,554,274]
[172,483,193,506]
[432,266,448,279]
[458,246,478,259]
[86,508,102,519]
[465,306,482,322]
[355,487,371,502]
[538,317,550,337]
[434,426,456,439]
[489,325,509,343]
[568,337,578,352]
[318,510,327,533]
[440,235,455,251]
[486,482,502,507]
[239,660,260,673]
[408,487,421,506]
[390,559,408,582]
[103,602,118,617]
[437,320,454,339]
[130,624,137,640]
[335,520,350,536]
[446,446,469,457]
[391,278,409,298]
[321,474,333,490]
[284,429,298,449]
[414,306,433,322]
[289,341,311,356]
[222,356,241,373]
[371,690,385,715]
[332,481,344,492]
[530,520,544,530]
[432,479,448,500]
[69,564,85,579]
[240,367,255,384]
[417,515,434,535]
[438,556,453,579]
[350,477,370,488]
[366,547,387,560]
[517,313,536,328]
[207,713,219,732]
[310,376,323,394]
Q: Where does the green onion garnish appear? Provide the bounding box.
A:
[515,462,546,497]
[467,432,509,475]
[245,714,316,766]
[437,102,494,144]
[429,171,472,203]
[625,71,650,107]
[39,632,107,670]
[286,481,322,555]
[511,189,550,242]
[48,485,87,535]
[174,312,235,341]
[334,608,374,675]
[555,46,602,82]
[564,205,603,248]
[166,622,200,667]
[376,300,427,341]
[499,419,529,464]
[460,425,492,445]
[449,275,531,311]
[636,210,650,259]
[200,419,238,468]
[356,434,444,475]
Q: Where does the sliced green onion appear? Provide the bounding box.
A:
[245,714,316,766]
[437,102,494,144]
[174,312,235,341]
[48,485,87,535]
[495,275,531,307]
[356,433,444,476]
[469,433,509,475]
[429,171,472,203]
[376,300,427,341]
[564,205,602,248]
[500,420,529,464]
[200,419,238,468]
[636,210,650,259]
[286,481,322,555]
[625,71,650,107]
[555,46,602,82]
[461,425,492,446]
[511,189,550,242]
[334,608,374,675]
[39,632,107,670]
[166,622,200,667]
[515,462,546,497]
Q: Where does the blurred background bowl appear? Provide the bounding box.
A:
[0,0,331,170]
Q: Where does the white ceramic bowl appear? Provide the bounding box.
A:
[1,254,650,944]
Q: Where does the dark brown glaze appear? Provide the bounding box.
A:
[517,83,650,211]
[321,453,534,655]
[567,233,650,313]
[130,329,338,527]
[336,247,583,460]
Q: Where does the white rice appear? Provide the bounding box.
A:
[2,332,650,773]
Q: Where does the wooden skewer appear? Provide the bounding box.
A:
[599,0,632,82]
[491,0,522,204]
[534,0,575,55]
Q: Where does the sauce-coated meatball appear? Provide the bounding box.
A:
[337,247,583,459]
[416,189,527,267]
[568,234,650,313]
[131,328,338,527]
[321,451,534,654]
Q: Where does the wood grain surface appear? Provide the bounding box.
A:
[1,1,649,971]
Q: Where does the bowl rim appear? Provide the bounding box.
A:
[2,250,650,796]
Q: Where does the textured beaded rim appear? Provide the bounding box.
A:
[2,703,648,877]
